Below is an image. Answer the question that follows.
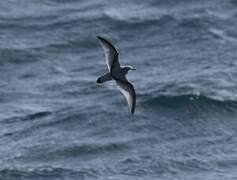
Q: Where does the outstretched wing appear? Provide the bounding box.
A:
[97,36,121,72]
[116,80,136,114]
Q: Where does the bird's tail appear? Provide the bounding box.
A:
[96,72,112,83]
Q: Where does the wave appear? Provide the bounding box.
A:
[208,28,237,43]
[0,48,41,65]
[0,167,97,179]
[47,142,129,159]
[142,94,237,112]
[2,111,52,124]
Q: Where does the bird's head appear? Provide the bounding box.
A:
[121,65,136,74]
[128,65,136,71]
[122,65,136,72]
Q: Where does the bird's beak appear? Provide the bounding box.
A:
[131,67,136,71]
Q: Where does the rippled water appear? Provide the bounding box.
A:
[1,0,237,179]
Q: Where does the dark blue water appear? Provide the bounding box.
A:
[1,0,237,179]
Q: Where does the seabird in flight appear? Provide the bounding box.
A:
[96,36,136,114]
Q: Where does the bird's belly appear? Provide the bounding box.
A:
[111,71,126,82]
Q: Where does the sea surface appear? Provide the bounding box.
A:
[1,0,237,179]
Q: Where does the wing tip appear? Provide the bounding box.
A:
[96,35,102,40]
[130,104,135,115]
[131,108,135,115]
[96,36,115,47]
[96,35,107,42]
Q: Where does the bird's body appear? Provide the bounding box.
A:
[96,36,136,114]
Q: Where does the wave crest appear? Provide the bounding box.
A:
[142,94,237,112]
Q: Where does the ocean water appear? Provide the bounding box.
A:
[1,0,237,179]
